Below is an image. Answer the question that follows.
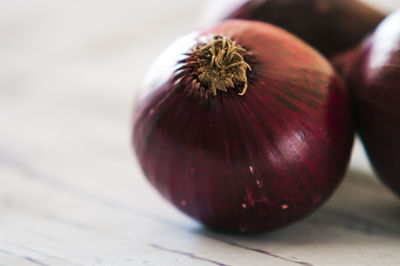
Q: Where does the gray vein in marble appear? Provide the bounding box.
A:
[150,243,230,266]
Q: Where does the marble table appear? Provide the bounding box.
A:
[1,0,399,265]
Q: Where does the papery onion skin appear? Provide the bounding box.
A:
[333,11,400,197]
[133,20,354,233]
[215,0,384,57]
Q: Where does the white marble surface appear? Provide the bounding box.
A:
[1,0,400,265]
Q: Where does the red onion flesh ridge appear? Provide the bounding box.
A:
[133,20,354,233]
[217,0,385,57]
[333,11,400,197]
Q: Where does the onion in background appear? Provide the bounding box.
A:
[200,0,385,58]
[333,11,400,197]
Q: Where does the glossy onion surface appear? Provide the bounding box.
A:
[334,11,400,197]
[133,20,354,233]
[218,0,384,57]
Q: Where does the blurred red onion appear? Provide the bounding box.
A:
[208,0,384,57]
[333,11,400,197]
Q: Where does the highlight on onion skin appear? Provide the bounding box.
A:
[214,0,385,58]
[333,11,400,197]
[133,20,354,233]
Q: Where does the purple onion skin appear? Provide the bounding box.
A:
[133,20,354,233]
[221,0,384,58]
[333,11,400,197]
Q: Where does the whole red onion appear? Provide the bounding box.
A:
[333,11,400,197]
[133,20,354,232]
[211,0,384,57]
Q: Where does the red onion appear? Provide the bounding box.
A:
[333,11,400,197]
[133,20,354,233]
[212,0,384,57]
